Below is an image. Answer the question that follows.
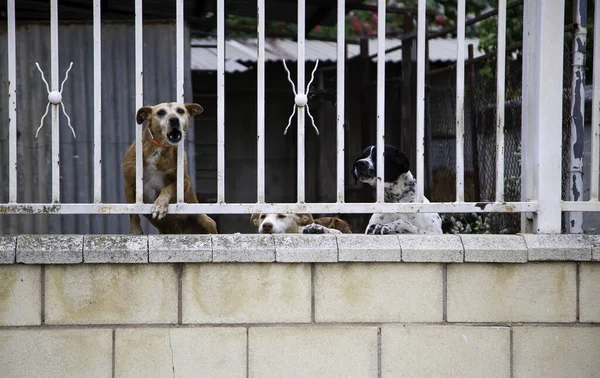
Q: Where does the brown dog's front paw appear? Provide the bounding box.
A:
[152,197,169,220]
[130,227,144,235]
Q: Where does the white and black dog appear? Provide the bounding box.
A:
[352,145,443,234]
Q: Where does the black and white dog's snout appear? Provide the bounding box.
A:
[352,159,375,184]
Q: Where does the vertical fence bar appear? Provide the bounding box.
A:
[176,0,185,203]
[530,0,564,233]
[415,0,426,202]
[93,0,102,203]
[455,0,465,202]
[591,0,600,202]
[297,0,306,203]
[520,0,536,232]
[495,0,507,202]
[567,0,587,232]
[375,0,386,202]
[336,0,345,203]
[257,0,265,203]
[50,0,60,202]
[7,0,17,203]
[135,0,143,203]
[217,0,225,203]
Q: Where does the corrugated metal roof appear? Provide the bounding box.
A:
[191,37,483,72]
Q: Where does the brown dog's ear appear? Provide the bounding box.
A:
[250,214,261,228]
[185,103,204,117]
[296,213,314,226]
[136,106,153,125]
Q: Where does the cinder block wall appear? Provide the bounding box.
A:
[1,234,599,377]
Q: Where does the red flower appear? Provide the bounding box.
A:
[434,15,447,26]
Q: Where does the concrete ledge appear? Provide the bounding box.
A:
[3,233,600,264]
[337,234,401,262]
[17,235,83,264]
[522,234,592,261]
[84,235,148,263]
[461,234,527,263]
[274,235,337,262]
[149,235,211,263]
[0,235,16,264]
[212,234,275,262]
[587,235,600,261]
[400,234,463,262]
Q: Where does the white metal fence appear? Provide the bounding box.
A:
[1,0,599,234]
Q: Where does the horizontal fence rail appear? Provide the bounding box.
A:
[1,0,600,234]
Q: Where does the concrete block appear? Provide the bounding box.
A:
[586,235,600,261]
[580,263,600,322]
[0,235,16,264]
[0,265,41,326]
[249,327,378,378]
[182,263,311,323]
[337,234,401,262]
[84,235,148,263]
[149,235,211,263]
[0,329,112,378]
[513,327,600,378]
[274,234,337,262]
[400,234,463,262]
[382,326,510,378]
[522,234,591,261]
[115,328,246,378]
[17,235,83,264]
[461,234,527,262]
[315,263,442,322]
[45,264,178,324]
[447,263,576,322]
[212,234,275,262]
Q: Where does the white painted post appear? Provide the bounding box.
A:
[176,0,185,203]
[257,0,266,203]
[51,0,60,202]
[297,0,306,203]
[496,0,507,202]
[336,0,345,203]
[217,0,225,203]
[591,0,600,202]
[93,0,102,203]
[415,0,426,202]
[7,0,17,203]
[376,0,386,202]
[455,0,465,202]
[135,0,144,204]
[526,0,565,233]
[520,0,536,233]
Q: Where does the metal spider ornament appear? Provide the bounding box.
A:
[282,58,320,136]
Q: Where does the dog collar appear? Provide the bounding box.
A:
[145,125,171,148]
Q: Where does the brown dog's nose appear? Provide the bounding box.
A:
[262,223,273,233]
[169,117,180,127]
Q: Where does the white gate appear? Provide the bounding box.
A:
[2,0,599,234]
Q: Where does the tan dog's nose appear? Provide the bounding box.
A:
[169,117,180,127]
[262,222,273,233]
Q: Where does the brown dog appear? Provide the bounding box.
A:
[123,102,217,234]
[250,213,352,234]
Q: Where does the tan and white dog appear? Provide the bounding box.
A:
[123,102,217,234]
[250,213,351,234]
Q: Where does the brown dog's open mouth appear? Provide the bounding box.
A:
[167,130,182,144]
